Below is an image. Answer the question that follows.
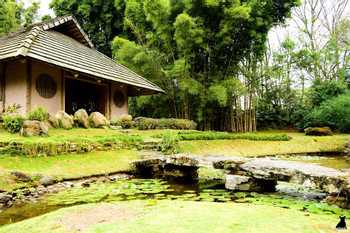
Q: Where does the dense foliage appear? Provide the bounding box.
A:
[302,92,350,132]
[50,0,299,131]
[2,0,349,132]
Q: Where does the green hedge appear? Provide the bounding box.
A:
[176,131,291,141]
[135,118,197,130]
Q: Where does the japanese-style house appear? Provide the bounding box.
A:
[0,15,163,118]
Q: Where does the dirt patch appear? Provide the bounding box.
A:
[56,203,136,232]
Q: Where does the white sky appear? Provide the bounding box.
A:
[23,0,54,17]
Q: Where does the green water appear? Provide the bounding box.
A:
[1,178,349,226]
[1,155,349,226]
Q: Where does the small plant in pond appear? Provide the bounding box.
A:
[2,114,25,133]
[28,107,49,122]
[160,131,179,154]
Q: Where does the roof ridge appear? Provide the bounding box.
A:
[16,26,42,57]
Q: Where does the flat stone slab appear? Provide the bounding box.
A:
[240,158,347,180]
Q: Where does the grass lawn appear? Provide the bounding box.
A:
[0,128,348,190]
[0,150,140,191]
[178,131,349,156]
[0,200,340,233]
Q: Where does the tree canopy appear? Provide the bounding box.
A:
[51,0,299,130]
[0,0,40,35]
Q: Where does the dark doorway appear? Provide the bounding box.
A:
[65,78,107,115]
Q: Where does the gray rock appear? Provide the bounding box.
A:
[10,171,32,182]
[74,109,89,128]
[20,120,49,137]
[225,175,252,191]
[0,193,12,203]
[55,111,74,129]
[89,112,110,128]
[39,176,55,186]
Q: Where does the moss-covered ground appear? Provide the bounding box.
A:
[0,200,343,233]
[0,129,348,191]
[0,150,140,191]
[178,131,349,156]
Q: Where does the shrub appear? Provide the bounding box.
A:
[160,131,179,154]
[28,107,49,122]
[120,115,134,129]
[135,117,197,130]
[111,115,134,129]
[303,92,350,132]
[3,114,25,133]
[304,127,332,136]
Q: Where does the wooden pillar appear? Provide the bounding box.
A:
[61,70,65,111]
[108,82,112,119]
[0,62,6,111]
[26,59,32,114]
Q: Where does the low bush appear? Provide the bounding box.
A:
[3,114,25,133]
[304,127,332,136]
[176,131,291,141]
[136,117,197,130]
[303,92,350,132]
[111,115,134,129]
[28,107,49,122]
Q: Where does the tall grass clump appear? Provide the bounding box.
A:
[160,131,179,154]
[28,107,49,122]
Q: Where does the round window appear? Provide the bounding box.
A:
[113,90,126,107]
[36,74,57,98]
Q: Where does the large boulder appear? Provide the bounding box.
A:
[55,111,74,129]
[89,112,110,128]
[48,114,60,128]
[20,120,49,137]
[304,127,332,136]
[74,109,89,128]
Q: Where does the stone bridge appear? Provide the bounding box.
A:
[132,154,350,199]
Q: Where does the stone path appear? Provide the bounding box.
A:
[133,154,349,195]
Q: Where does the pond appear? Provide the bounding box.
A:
[1,177,349,226]
[273,154,350,170]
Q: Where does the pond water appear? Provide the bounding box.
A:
[1,154,349,226]
[273,155,350,170]
[0,177,348,226]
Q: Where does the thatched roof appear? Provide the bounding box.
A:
[0,16,164,95]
